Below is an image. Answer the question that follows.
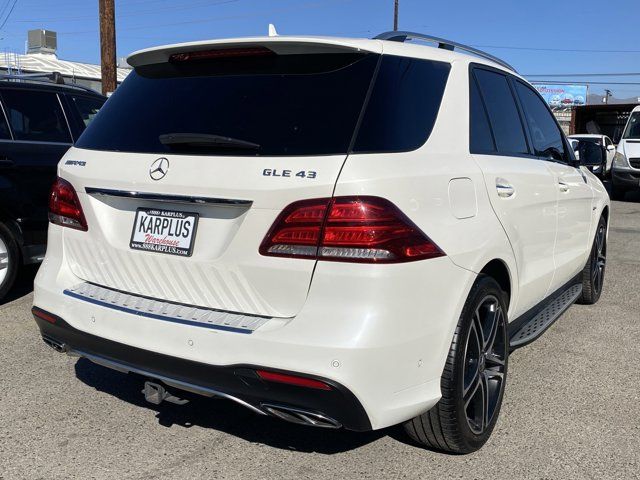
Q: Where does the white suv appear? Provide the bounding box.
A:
[32,31,610,453]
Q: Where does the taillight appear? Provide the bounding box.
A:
[49,178,87,231]
[260,196,444,263]
[169,46,274,63]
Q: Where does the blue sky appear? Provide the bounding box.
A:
[1,0,639,97]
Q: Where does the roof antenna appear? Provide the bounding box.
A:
[268,23,278,37]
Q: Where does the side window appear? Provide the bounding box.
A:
[473,68,529,155]
[353,56,451,153]
[0,105,11,140]
[514,81,565,161]
[469,75,495,152]
[1,90,71,143]
[71,95,105,129]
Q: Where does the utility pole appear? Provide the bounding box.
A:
[394,0,399,31]
[99,0,117,95]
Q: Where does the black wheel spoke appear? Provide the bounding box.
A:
[463,294,507,436]
[480,371,489,431]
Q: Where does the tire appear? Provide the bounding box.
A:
[403,275,509,454]
[578,215,607,305]
[0,222,20,301]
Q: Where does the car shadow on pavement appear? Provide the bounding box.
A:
[0,264,39,306]
[74,358,389,454]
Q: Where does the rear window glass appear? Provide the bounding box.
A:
[77,53,378,156]
[1,89,71,143]
[76,52,450,156]
[71,95,105,129]
[0,109,10,140]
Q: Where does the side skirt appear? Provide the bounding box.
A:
[508,274,582,349]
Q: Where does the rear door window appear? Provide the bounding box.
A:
[514,80,566,161]
[1,89,71,143]
[473,68,529,155]
[469,74,495,153]
[0,104,11,140]
[70,95,105,129]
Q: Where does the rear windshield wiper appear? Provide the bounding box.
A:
[159,133,260,150]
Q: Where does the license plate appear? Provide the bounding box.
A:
[130,208,198,257]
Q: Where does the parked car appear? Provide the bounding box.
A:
[568,134,616,177]
[0,78,105,299]
[31,32,610,454]
[611,105,640,200]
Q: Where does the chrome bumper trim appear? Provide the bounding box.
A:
[64,282,270,334]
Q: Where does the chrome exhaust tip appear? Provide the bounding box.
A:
[42,336,68,353]
[261,403,342,429]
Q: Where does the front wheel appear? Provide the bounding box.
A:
[403,275,509,454]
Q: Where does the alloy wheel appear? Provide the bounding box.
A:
[592,223,607,296]
[462,295,507,435]
[0,236,8,286]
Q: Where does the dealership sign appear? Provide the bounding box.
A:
[532,84,588,110]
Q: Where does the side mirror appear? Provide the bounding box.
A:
[607,144,616,152]
[577,140,604,166]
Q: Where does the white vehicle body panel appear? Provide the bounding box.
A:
[33,34,610,431]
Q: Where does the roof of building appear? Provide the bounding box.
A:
[0,52,130,82]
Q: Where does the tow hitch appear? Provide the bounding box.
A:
[142,381,189,406]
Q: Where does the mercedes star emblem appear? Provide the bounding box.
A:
[149,157,169,181]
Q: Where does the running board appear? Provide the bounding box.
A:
[509,283,582,349]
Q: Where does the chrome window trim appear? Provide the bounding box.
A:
[56,93,75,143]
[85,187,253,206]
[0,97,14,141]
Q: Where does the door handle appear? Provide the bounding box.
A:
[558,181,570,193]
[0,157,13,167]
[496,179,515,198]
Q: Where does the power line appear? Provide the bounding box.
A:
[474,44,640,54]
[6,0,351,36]
[529,81,640,86]
[12,0,239,22]
[0,0,18,31]
[526,73,640,77]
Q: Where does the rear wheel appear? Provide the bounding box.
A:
[579,215,607,305]
[0,222,19,301]
[403,275,508,454]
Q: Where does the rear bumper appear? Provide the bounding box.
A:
[33,307,371,431]
[34,225,476,430]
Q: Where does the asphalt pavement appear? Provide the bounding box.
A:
[1,194,639,480]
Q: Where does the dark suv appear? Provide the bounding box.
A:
[0,79,105,299]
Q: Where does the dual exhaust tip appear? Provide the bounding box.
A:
[141,380,342,429]
[42,337,342,430]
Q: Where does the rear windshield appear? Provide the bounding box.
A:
[76,52,450,156]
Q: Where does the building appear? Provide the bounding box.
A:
[0,30,130,93]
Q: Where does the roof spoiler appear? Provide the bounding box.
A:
[127,37,381,68]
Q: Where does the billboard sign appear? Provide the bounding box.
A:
[532,84,588,110]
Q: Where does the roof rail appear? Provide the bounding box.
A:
[0,72,100,95]
[374,31,517,73]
